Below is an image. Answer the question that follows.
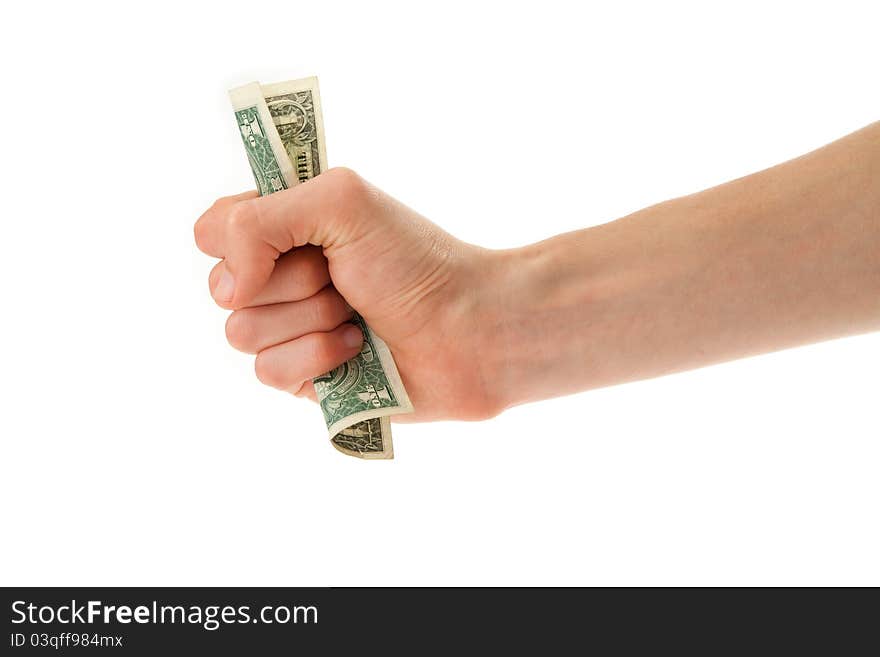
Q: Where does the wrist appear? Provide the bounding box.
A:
[478,237,607,413]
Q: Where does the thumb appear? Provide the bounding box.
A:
[205,167,371,309]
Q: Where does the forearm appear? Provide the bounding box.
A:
[489,122,880,409]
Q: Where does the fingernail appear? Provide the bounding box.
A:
[343,324,363,348]
[214,270,235,302]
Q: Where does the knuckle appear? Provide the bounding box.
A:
[310,332,340,365]
[326,165,359,184]
[193,215,212,251]
[194,196,237,251]
[254,352,285,388]
[226,200,255,232]
[225,310,257,352]
[326,166,367,204]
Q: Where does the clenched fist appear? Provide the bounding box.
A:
[195,168,506,421]
[196,124,880,427]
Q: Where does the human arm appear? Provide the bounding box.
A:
[194,122,880,419]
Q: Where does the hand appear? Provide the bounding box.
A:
[194,167,506,421]
[197,124,880,422]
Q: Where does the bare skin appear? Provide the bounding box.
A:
[195,122,880,421]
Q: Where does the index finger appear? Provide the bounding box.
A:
[201,168,373,309]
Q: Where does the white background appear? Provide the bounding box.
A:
[1,0,878,586]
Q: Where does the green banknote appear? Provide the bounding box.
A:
[229,78,413,458]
